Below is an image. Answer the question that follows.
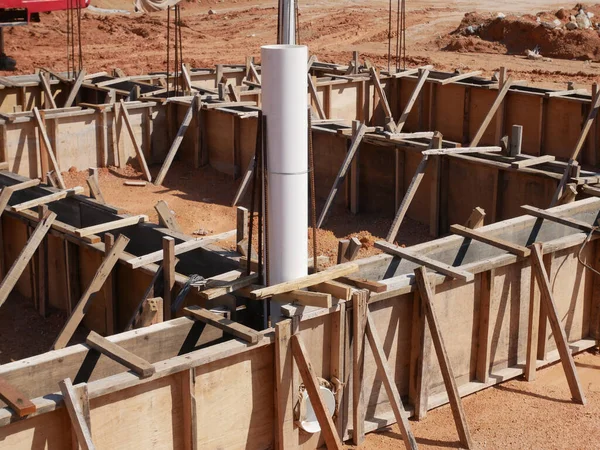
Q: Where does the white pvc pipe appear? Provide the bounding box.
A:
[261,44,308,323]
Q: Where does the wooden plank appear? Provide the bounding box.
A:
[184,305,262,344]
[376,241,474,282]
[570,88,600,162]
[345,237,362,261]
[337,239,350,264]
[126,230,235,268]
[0,376,36,417]
[85,331,156,378]
[421,146,501,156]
[530,243,586,404]
[352,289,367,445]
[163,236,175,321]
[11,187,84,212]
[0,210,56,307]
[0,187,14,220]
[59,378,95,450]
[181,367,198,450]
[386,155,429,242]
[33,107,66,189]
[198,272,259,301]
[39,71,57,109]
[338,276,387,293]
[440,70,483,85]
[119,100,152,182]
[291,333,343,450]
[521,205,595,233]
[154,95,198,186]
[317,122,367,227]
[2,178,41,192]
[450,224,531,257]
[470,76,513,147]
[154,200,182,232]
[396,69,430,132]
[414,266,473,449]
[510,155,555,169]
[181,63,193,94]
[75,215,147,237]
[476,270,493,383]
[52,235,130,349]
[248,263,358,299]
[64,69,87,108]
[365,313,418,450]
[274,320,294,450]
[308,280,351,300]
[275,290,333,308]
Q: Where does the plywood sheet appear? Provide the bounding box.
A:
[6,122,39,178]
[543,98,582,161]
[0,408,71,449]
[504,92,542,156]
[358,142,396,215]
[330,83,360,121]
[195,345,274,449]
[206,109,235,176]
[433,84,464,142]
[498,170,556,221]
[91,374,185,450]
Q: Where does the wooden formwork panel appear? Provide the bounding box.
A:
[404,149,434,225]
[195,345,274,449]
[469,87,500,146]
[56,114,100,170]
[46,234,69,311]
[357,143,396,216]
[544,245,594,352]
[432,83,464,142]
[90,374,186,450]
[115,263,155,331]
[206,109,235,176]
[543,98,583,161]
[504,92,543,156]
[312,131,347,209]
[497,170,556,221]
[239,116,258,174]
[446,158,498,226]
[5,121,40,179]
[330,82,361,121]
[0,408,72,449]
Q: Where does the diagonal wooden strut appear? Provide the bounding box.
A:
[469,76,513,147]
[396,69,430,132]
[414,266,473,449]
[119,100,152,182]
[317,122,367,228]
[291,333,343,450]
[530,243,587,405]
[53,234,130,349]
[365,312,418,449]
[59,378,95,450]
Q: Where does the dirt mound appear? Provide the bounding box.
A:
[442,4,600,61]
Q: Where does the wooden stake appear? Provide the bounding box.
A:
[291,334,343,450]
[154,200,182,232]
[86,168,105,204]
[414,266,473,449]
[163,236,175,321]
[53,234,130,349]
[0,210,56,308]
[365,312,418,449]
[530,243,587,404]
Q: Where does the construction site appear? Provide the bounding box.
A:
[0,0,598,449]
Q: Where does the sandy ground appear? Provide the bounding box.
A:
[350,350,600,450]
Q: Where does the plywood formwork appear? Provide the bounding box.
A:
[0,198,597,448]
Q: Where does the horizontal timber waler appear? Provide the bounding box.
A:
[0,198,598,448]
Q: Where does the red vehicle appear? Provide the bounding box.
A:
[0,0,90,69]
